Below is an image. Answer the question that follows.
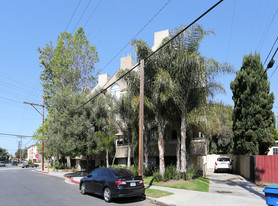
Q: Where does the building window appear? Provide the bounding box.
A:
[111,83,120,100]
[171,130,177,140]
[273,148,278,155]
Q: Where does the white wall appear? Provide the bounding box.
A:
[267,141,278,155]
[206,154,233,169]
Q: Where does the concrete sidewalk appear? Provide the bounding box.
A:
[146,184,266,206]
[33,169,267,206]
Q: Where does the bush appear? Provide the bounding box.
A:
[144,165,157,176]
[50,162,67,169]
[163,165,180,181]
[153,171,163,182]
[130,165,138,176]
[110,165,138,176]
[185,164,199,180]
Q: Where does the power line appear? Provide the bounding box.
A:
[72,0,92,33]
[263,37,278,66]
[256,8,278,51]
[269,64,278,79]
[99,0,172,74]
[24,137,34,147]
[0,73,35,89]
[0,81,40,97]
[73,0,224,112]
[226,0,236,62]
[0,133,33,138]
[259,45,278,81]
[0,96,23,104]
[83,0,102,29]
[65,0,82,31]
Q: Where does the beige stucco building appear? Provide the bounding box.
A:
[27,144,41,162]
[89,29,207,168]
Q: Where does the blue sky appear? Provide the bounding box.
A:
[0,0,277,156]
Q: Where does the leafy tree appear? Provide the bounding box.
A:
[116,89,139,168]
[95,130,117,168]
[230,53,275,155]
[274,128,278,140]
[0,147,10,162]
[192,102,234,154]
[15,148,27,160]
[38,27,99,108]
[117,69,157,168]
[40,90,116,170]
[128,39,176,176]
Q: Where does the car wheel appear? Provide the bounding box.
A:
[80,183,87,195]
[103,187,112,202]
[141,194,146,200]
[26,165,29,168]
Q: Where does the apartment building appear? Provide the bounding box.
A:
[27,144,41,162]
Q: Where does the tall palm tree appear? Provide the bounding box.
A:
[166,25,233,172]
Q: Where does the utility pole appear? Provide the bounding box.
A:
[24,96,45,171]
[17,140,22,161]
[20,136,22,161]
[138,59,144,177]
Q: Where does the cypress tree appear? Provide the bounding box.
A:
[230,53,275,155]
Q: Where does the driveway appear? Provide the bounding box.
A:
[207,169,266,206]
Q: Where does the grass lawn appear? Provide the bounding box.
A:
[145,188,173,198]
[144,176,210,192]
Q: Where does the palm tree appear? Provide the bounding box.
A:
[167,25,234,172]
[116,89,139,168]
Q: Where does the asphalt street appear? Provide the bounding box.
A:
[0,164,154,206]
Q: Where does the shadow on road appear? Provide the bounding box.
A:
[209,172,265,200]
[86,193,146,204]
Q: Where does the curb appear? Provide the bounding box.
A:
[146,196,174,206]
[71,177,80,184]
[34,169,49,174]
[64,175,80,185]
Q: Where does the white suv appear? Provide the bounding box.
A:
[214,157,232,172]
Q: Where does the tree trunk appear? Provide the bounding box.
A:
[127,144,131,169]
[176,134,181,172]
[106,150,109,168]
[180,115,187,173]
[143,130,148,168]
[158,121,165,176]
[66,156,71,169]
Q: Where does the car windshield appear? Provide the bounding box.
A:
[0,161,4,163]
[217,157,230,161]
[112,168,134,177]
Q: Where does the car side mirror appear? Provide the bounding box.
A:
[87,174,92,178]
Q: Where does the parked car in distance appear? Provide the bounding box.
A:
[11,160,18,166]
[22,161,39,168]
[79,168,145,202]
[0,161,5,167]
[214,156,232,172]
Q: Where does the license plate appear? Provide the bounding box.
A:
[130,182,136,187]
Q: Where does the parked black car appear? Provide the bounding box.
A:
[79,168,145,202]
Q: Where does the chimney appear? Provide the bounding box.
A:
[120,55,135,70]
